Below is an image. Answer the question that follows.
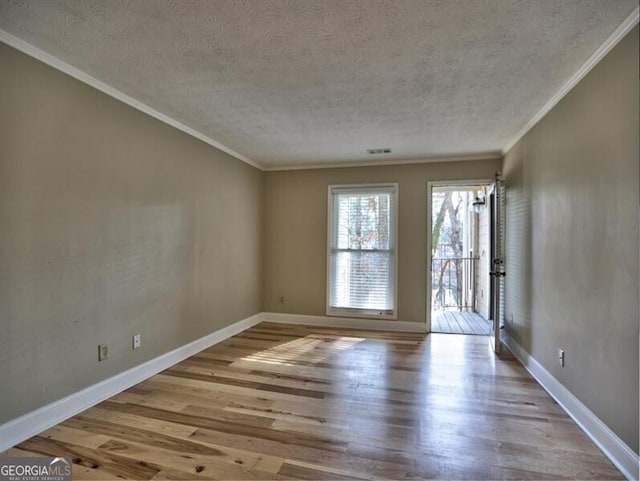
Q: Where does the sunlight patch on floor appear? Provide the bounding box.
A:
[241,335,364,366]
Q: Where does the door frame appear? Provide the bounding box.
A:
[426,179,493,333]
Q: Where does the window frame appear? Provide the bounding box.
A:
[326,183,399,320]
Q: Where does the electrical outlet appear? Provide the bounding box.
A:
[558,349,565,367]
[98,344,109,361]
[279,296,284,304]
[132,334,141,350]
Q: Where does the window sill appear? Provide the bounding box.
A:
[326,308,397,321]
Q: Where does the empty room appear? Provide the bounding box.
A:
[0,1,638,480]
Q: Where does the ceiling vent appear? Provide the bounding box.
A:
[366,148,392,155]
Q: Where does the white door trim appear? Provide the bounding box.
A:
[426,179,493,332]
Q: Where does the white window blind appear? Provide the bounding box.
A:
[327,185,397,318]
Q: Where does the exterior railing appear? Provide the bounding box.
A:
[431,256,478,311]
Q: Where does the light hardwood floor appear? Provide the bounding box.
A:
[4,322,622,480]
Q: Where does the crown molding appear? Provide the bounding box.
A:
[501,6,639,156]
[0,28,264,171]
[263,151,502,171]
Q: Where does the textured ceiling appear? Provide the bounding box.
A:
[0,0,637,169]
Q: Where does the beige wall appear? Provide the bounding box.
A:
[264,159,501,322]
[503,26,639,452]
[0,43,263,424]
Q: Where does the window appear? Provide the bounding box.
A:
[327,184,397,318]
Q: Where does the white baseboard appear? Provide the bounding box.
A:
[503,333,639,481]
[0,313,263,453]
[261,312,428,333]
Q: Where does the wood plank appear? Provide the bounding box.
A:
[278,461,369,480]
[18,436,161,479]
[432,311,491,335]
[68,408,287,475]
[96,438,285,480]
[39,424,112,450]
